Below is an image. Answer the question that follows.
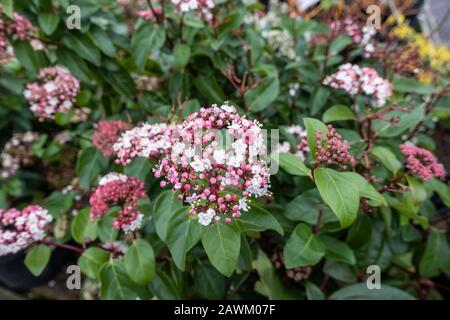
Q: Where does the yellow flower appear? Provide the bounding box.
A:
[418,71,433,84]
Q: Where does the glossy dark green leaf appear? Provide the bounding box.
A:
[283,223,325,268]
[201,221,241,277]
[78,247,109,279]
[25,245,52,277]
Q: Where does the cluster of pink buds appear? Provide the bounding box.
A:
[0,205,53,256]
[0,9,37,64]
[329,17,362,43]
[89,173,148,233]
[170,0,215,21]
[315,125,355,169]
[323,63,392,106]
[154,103,270,226]
[24,66,80,121]
[1,131,39,179]
[277,125,309,161]
[328,16,375,57]
[113,123,173,165]
[400,144,446,181]
[92,120,131,157]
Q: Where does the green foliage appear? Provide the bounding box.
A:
[1,0,449,301]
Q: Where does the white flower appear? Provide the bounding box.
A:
[190,158,206,172]
[99,172,128,186]
[213,149,226,164]
[44,82,56,93]
[198,208,215,226]
[122,214,144,234]
[172,142,186,155]
[238,197,249,212]
[220,103,235,113]
[186,193,199,204]
[228,121,241,131]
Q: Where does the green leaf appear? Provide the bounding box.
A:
[194,261,226,299]
[43,191,73,218]
[174,43,191,70]
[340,172,387,207]
[277,152,312,178]
[98,68,136,98]
[56,48,95,84]
[194,76,226,103]
[71,208,97,244]
[238,205,284,235]
[201,221,241,277]
[304,281,325,300]
[12,40,40,77]
[322,105,356,123]
[38,12,60,36]
[125,239,155,285]
[131,23,165,70]
[310,87,330,115]
[323,260,357,282]
[89,27,116,57]
[285,189,336,225]
[0,0,13,17]
[149,271,183,299]
[303,117,328,159]
[78,247,109,280]
[283,223,325,268]
[320,235,356,265]
[25,245,51,277]
[370,146,402,174]
[419,228,450,277]
[329,35,353,54]
[424,178,450,208]
[346,214,372,248]
[314,168,360,228]
[97,211,119,242]
[374,105,425,138]
[99,260,140,300]
[63,33,101,66]
[153,190,183,241]
[330,283,416,300]
[166,208,201,271]
[75,147,108,190]
[244,77,279,112]
[124,157,151,180]
[393,76,437,95]
[252,249,299,299]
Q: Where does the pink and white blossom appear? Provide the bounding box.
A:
[154,103,270,226]
[0,205,53,256]
[89,173,147,233]
[323,63,392,106]
[24,66,80,121]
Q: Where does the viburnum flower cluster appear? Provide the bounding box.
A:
[0,9,37,64]
[92,120,131,158]
[277,125,309,161]
[328,16,376,57]
[244,0,296,60]
[113,123,172,165]
[89,173,148,233]
[400,144,446,181]
[171,0,215,21]
[24,66,80,121]
[315,125,355,169]
[1,131,39,179]
[154,103,270,226]
[0,205,53,256]
[323,63,392,106]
